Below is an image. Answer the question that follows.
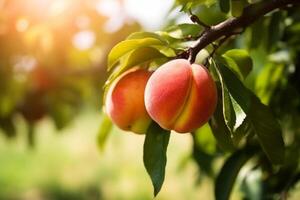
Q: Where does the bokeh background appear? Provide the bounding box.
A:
[0,0,218,199]
[1,1,300,200]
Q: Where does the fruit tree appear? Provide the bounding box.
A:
[101,0,300,199]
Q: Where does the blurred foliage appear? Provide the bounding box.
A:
[0,0,141,145]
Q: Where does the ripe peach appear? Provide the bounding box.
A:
[30,66,55,92]
[105,68,152,134]
[144,59,217,133]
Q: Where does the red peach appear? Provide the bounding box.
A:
[105,68,152,134]
[144,59,217,133]
[30,66,55,92]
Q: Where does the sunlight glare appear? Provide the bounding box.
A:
[13,55,37,73]
[96,0,129,32]
[124,0,174,30]
[75,15,91,29]
[16,18,29,32]
[49,0,70,17]
[72,30,96,51]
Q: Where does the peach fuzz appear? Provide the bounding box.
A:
[105,68,152,134]
[144,59,217,133]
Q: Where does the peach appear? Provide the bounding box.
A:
[144,59,217,133]
[30,66,55,92]
[105,68,152,134]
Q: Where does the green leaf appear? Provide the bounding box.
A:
[175,0,216,11]
[0,117,16,138]
[231,0,247,17]
[106,47,165,86]
[222,49,253,80]
[215,149,254,200]
[97,113,113,151]
[195,123,217,155]
[148,57,170,70]
[127,31,167,42]
[49,103,76,130]
[209,90,235,151]
[247,95,285,165]
[212,60,251,135]
[286,22,300,46]
[107,38,165,70]
[164,23,203,39]
[219,62,251,123]
[212,60,285,164]
[27,122,35,147]
[103,47,167,103]
[0,95,16,117]
[127,32,180,54]
[192,133,216,177]
[219,0,230,13]
[143,122,170,197]
[255,62,285,105]
[240,168,263,200]
[123,47,166,68]
[267,12,283,51]
[232,116,253,146]
[153,45,177,57]
[248,19,265,49]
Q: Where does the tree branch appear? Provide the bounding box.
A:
[188,0,300,63]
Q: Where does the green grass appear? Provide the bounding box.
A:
[0,111,207,200]
[2,111,298,200]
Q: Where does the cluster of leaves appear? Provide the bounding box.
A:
[101,0,300,199]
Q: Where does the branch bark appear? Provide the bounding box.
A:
[188,0,300,63]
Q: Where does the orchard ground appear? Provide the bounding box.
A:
[1,111,299,199]
[0,111,222,200]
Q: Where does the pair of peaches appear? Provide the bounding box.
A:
[105,59,217,134]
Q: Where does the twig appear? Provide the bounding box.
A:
[189,9,211,29]
[203,34,232,66]
[186,0,299,63]
[182,34,202,41]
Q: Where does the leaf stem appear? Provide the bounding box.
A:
[189,9,211,29]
